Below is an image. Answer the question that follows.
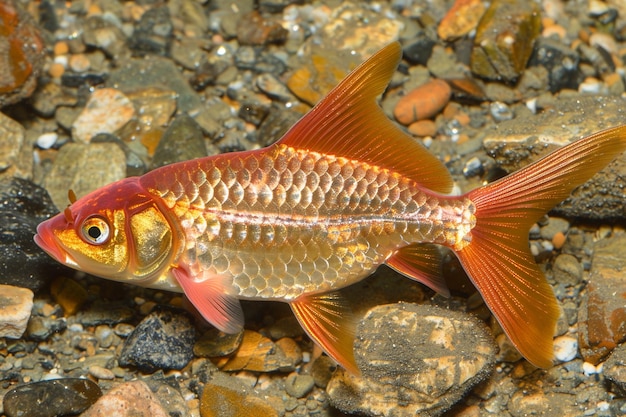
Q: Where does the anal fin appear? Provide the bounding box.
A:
[386,244,449,297]
[290,292,359,375]
[172,266,244,334]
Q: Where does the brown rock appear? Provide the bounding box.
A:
[438,0,486,41]
[0,284,33,338]
[470,0,541,82]
[81,381,168,417]
[219,330,300,372]
[394,79,451,125]
[50,276,89,315]
[408,119,438,137]
[578,234,626,364]
[200,383,277,417]
[0,0,45,107]
[237,11,287,46]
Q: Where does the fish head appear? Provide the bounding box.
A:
[34,177,179,288]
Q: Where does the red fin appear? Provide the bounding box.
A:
[276,42,454,194]
[456,126,626,368]
[290,292,359,375]
[386,244,449,297]
[172,266,244,334]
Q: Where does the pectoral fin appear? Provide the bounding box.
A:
[290,292,359,375]
[172,266,244,334]
[386,244,450,297]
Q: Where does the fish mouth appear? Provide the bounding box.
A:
[34,223,78,268]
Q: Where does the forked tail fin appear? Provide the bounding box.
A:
[455,125,626,368]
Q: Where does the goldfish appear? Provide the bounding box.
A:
[35,42,626,375]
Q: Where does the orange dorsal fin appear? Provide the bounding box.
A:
[456,125,626,368]
[290,292,359,375]
[276,42,453,194]
[386,244,449,297]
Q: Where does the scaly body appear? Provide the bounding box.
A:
[142,145,474,300]
[35,42,626,374]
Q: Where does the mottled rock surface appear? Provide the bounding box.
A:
[81,380,167,417]
[327,303,496,416]
[0,285,33,338]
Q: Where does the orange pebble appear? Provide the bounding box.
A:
[54,41,69,56]
[552,232,566,250]
[408,119,437,137]
[48,62,65,78]
[394,79,451,125]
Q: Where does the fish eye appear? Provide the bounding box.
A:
[80,216,110,245]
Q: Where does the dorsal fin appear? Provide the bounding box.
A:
[276,42,453,194]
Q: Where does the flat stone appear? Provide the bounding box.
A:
[327,303,496,417]
[0,284,33,338]
[72,88,135,143]
[578,234,626,364]
[193,327,243,357]
[81,380,168,417]
[219,330,300,372]
[119,307,196,372]
[437,0,485,41]
[482,95,626,220]
[200,382,278,417]
[43,142,126,211]
[107,55,203,114]
[3,378,101,417]
[151,113,207,169]
[470,0,541,82]
[603,343,626,393]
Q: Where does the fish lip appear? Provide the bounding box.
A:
[34,223,78,267]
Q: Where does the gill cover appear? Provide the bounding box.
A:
[127,203,173,278]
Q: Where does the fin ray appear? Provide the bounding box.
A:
[276,42,454,194]
[386,244,449,296]
[173,266,244,334]
[456,126,626,368]
[290,292,359,375]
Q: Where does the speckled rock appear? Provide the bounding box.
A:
[603,343,626,393]
[42,142,126,211]
[578,234,626,364]
[0,285,33,338]
[152,114,207,169]
[119,307,196,372]
[470,0,541,82]
[327,303,496,417]
[200,382,278,417]
[482,95,626,219]
[0,0,45,107]
[3,378,102,417]
[218,330,301,372]
[0,177,68,291]
[72,88,136,143]
[81,380,168,417]
[437,0,485,41]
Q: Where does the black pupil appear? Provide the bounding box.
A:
[88,226,102,239]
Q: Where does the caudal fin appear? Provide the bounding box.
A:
[455,125,626,368]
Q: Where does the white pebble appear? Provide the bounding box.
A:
[553,335,578,362]
[36,132,59,149]
[582,361,602,376]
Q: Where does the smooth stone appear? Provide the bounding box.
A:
[219,330,300,372]
[0,177,67,291]
[285,373,315,398]
[0,285,33,338]
[200,382,278,417]
[553,335,578,362]
[49,276,89,315]
[119,307,196,372]
[193,328,243,357]
[528,37,582,93]
[106,55,203,114]
[3,378,101,417]
[327,303,496,416]
[81,380,168,417]
[42,142,126,211]
[151,113,207,169]
[0,112,30,180]
[75,301,134,326]
[72,88,135,143]
[552,254,583,286]
[394,79,451,125]
[437,0,485,41]
[603,344,626,393]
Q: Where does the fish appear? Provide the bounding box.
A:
[35,42,626,375]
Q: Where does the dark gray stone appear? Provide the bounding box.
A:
[152,114,208,169]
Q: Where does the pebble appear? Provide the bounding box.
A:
[151,114,208,169]
[437,0,485,41]
[470,0,541,82]
[193,327,244,357]
[393,79,451,125]
[72,88,136,143]
[327,303,496,416]
[88,365,115,380]
[81,380,168,417]
[3,378,102,417]
[553,335,578,362]
[285,373,315,398]
[0,177,68,292]
[200,382,278,417]
[49,276,89,315]
[579,234,626,364]
[0,285,33,338]
[408,119,437,137]
[35,132,59,150]
[42,142,126,211]
[0,112,28,179]
[219,330,301,372]
[119,307,196,372]
[552,254,583,285]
